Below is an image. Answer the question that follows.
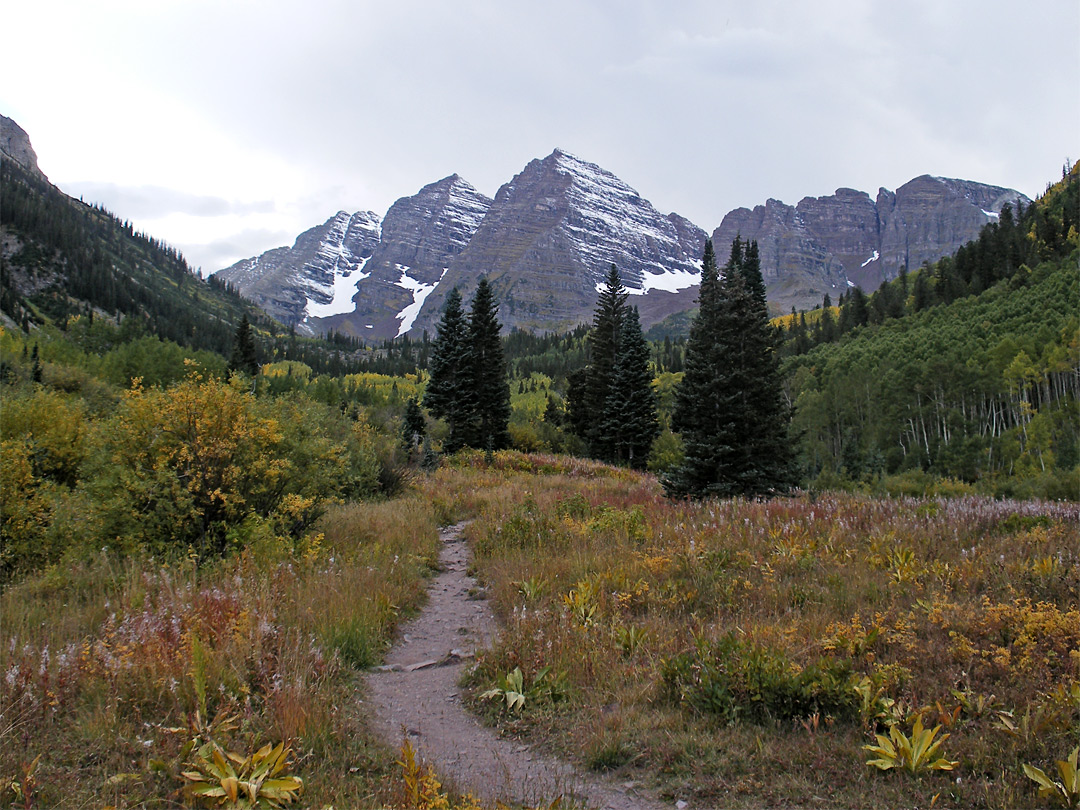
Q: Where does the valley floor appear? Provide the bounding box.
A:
[2,452,1077,809]
[365,521,668,809]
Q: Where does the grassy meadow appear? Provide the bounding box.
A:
[1,497,443,808]
[2,451,1078,808]
[429,453,1078,809]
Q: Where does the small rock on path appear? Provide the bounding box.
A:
[364,522,672,809]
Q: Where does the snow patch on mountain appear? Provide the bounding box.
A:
[861,251,880,267]
[293,210,380,325]
[932,176,1028,218]
[306,256,372,318]
[597,265,702,296]
[395,265,447,337]
[444,175,491,235]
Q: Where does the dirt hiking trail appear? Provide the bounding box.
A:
[365,522,672,809]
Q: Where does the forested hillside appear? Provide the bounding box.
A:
[1,157,257,353]
[0,157,420,377]
[782,163,1079,497]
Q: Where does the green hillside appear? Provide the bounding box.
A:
[782,163,1079,497]
[1,157,261,354]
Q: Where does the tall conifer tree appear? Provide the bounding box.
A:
[424,287,472,451]
[728,241,795,493]
[581,264,627,458]
[462,278,511,451]
[818,294,837,343]
[30,343,42,383]
[666,239,794,498]
[850,286,870,328]
[739,238,767,312]
[401,396,426,452]
[602,306,659,468]
[565,367,590,439]
[912,270,934,312]
[229,314,259,377]
[668,239,726,496]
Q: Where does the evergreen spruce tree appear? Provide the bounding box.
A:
[912,270,934,312]
[602,306,659,469]
[843,286,869,331]
[228,314,259,377]
[400,396,426,452]
[668,239,726,496]
[665,239,795,499]
[565,367,590,437]
[818,294,837,343]
[542,392,564,426]
[423,287,473,451]
[30,343,42,383]
[739,238,767,311]
[463,278,511,451]
[795,311,810,354]
[581,264,627,459]
[731,242,796,494]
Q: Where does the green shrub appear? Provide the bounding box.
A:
[319,615,382,669]
[647,429,684,475]
[81,374,372,562]
[661,632,859,724]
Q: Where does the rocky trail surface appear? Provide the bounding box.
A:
[364,522,672,809]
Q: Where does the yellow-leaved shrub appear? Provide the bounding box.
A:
[81,371,379,561]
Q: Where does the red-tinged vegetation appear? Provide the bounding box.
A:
[421,453,1079,809]
[1,498,440,808]
[1,449,1077,808]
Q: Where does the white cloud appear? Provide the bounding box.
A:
[2,0,1076,272]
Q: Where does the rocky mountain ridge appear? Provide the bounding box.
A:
[411,149,708,336]
[218,174,493,337]
[1,115,48,181]
[217,150,1027,338]
[217,209,382,329]
[712,175,1029,307]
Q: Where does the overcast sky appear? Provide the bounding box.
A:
[3,1,1077,273]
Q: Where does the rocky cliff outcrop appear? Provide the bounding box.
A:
[216,210,381,332]
[873,176,1026,289]
[315,174,492,338]
[713,176,1029,312]
[713,198,849,313]
[1,115,47,181]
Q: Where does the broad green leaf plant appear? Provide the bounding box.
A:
[182,740,302,808]
[864,716,959,775]
[1023,747,1080,808]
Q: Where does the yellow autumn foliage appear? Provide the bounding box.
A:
[81,370,380,560]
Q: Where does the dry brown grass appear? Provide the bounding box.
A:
[2,450,1076,809]
[421,453,1080,809]
[0,495,438,808]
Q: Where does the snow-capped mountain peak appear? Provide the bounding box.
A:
[215,209,381,332]
[542,148,706,292]
[215,150,1028,340]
